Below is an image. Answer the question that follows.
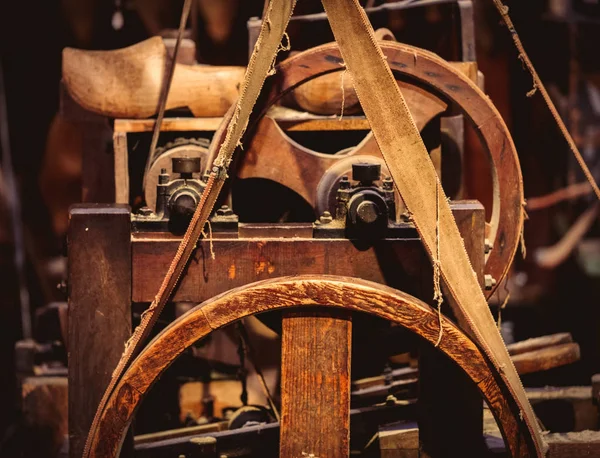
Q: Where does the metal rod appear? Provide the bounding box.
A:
[287,0,461,23]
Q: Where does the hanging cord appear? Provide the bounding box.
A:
[143,0,194,185]
[236,320,280,421]
[433,178,444,347]
[491,0,600,202]
[496,274,511,330]
[236,324,249,406]
[0,61,31,340]
[338,63,347,121]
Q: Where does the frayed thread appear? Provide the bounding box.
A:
[433,178,444,347]
[339,64,347,121]
[201,220,216,260]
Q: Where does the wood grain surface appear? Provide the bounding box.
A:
[280,310,351,457]
[68,205,132,458]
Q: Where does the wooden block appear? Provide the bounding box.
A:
[507,333,573,356]
[21,376,68,453]
[546,431,600,458]
[511,343,580,375]
[68,204,131,458]
[113,131,129,204]
[528,386,598,432]
[280,310,351,458]
[379,422,419,458]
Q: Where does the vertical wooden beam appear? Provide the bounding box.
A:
[68,204,131,458]
[418,202,486,457]
[280,310,352,458]
[113,131,130,204]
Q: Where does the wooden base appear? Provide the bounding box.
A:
[280,310,352,458]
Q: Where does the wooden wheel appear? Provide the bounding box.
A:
[209,42,523,296]
[87,276,536,457]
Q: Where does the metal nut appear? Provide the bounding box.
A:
[382,176,393,191]
[484,274,497,290]
[319,211,333,224]
[216,205,234,216]
[484,238,493,254]
[137,206,153,216]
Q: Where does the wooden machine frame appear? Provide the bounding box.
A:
[67,200,541,457]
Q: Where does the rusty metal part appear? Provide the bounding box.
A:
[144,138,209,211]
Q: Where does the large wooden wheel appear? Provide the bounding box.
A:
[87,276,536,457]
[208,42,524,296]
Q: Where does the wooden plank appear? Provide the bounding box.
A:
[507,332,573,355]
[379,422,419,458]
[68,204,132,458]
[131,237,428,303]
[280,310,351,458]
[113,131,129,204]
[113,115,372,134]
[546,431,600,458]
[511,343,580,375]
[131,203,479,304]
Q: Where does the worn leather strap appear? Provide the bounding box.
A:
[84,0,544,456]
[321,0,544,455]
[81,1,296,455]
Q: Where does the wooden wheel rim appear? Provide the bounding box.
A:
[88,276,535,457]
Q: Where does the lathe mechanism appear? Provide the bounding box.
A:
[63,2,583,457]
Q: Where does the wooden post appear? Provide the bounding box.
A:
[68,204,131,458]
[280,310,352,458]
[113,131,130,204]
[418,202,486,457]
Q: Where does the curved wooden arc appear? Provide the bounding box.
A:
[88,276,535,458]
[237,117,390,209]
[252,42,524,294]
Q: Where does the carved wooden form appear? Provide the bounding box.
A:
[62,36,474,120]
[63,37,245,118]
[86,276,536,458]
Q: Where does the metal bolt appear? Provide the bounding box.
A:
[382,176,393,191]
[319,211,333,224]
[356,201,379,224]
[484,274,497,290]
[216,205,234,216]
[339,175,350,189]
[484,238,493,254]
[57,280,67,296]
[137,206,153,216]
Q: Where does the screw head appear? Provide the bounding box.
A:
[319,211,333,224]
[382,176,393,191]
[339,175,351,189]
[484,274,497,290]
[216,205,233,216]
[484,238,493,254]
[138,206,153,216]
